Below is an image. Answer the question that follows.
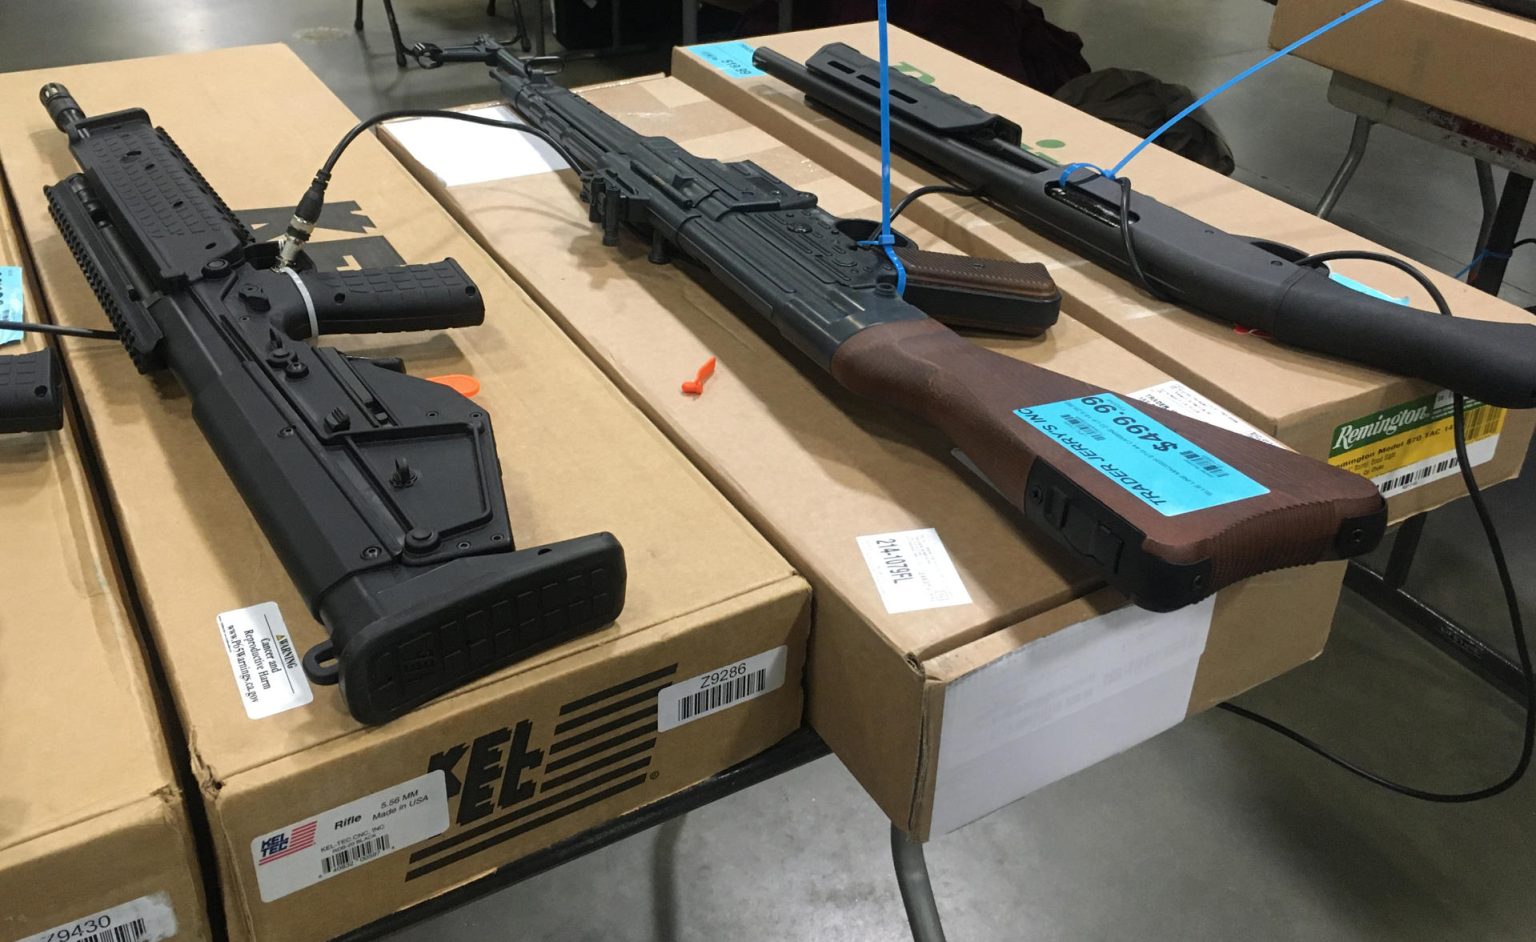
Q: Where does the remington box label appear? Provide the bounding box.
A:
[1329,391,1505,496]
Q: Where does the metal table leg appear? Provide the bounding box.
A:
[1468,172,1533,293]
[1315,115,1374,219]
[891,825,948,942]
[683,0,698,45]
[534,0,547,56]
[1475,160,1498,257]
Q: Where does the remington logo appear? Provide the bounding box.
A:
[402,663,679,882]
[1333,404,1431,452]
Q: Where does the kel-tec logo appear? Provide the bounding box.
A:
[258,820,317,865]
[403,663,679,881]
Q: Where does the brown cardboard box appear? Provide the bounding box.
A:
[673,25,1535,524]
[1272,0,1536,147]
[0,180,209,939]
[0,46,809,942]
[379,75,1350,839]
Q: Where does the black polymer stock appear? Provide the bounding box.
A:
[752,43,1536,410]
[39,83,625,724]
[424,38,1386,613]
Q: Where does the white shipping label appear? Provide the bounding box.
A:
[855,528,973,615]
[216,601,313,719]
[14,892,177,942]
[251,770,450,903]
[1130,380,1286,448]
[658,646,788,732]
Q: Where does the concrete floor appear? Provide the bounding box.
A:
[4,1,1534,939]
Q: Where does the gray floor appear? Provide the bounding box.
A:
[4,1,1534,939]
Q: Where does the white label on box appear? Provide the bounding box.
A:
[657,646,788,732]
[1129,380,1285,448]
[929,597,1215,835]
[855,528,973,615]
[386,105,569,187]
[14,891,177,942]
[216,601,313,719]
[251,770,450,903]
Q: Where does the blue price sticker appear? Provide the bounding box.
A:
[0,266,21,345]
[689,41,764,79]
[1014,394,1270,516]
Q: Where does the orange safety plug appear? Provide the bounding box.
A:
[428,374,482,397]
[681,356,717,396]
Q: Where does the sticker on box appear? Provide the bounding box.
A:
[1015,394,1269,516]
[216,601,313,719]
[15,891,177,942]
[1329,390,1504,497]
[657,646,788,732]
[1129,380,1285,448]
[251,770,450,902]
[856,527,972,615]
[689,41,764,79]
[1,267,23,345]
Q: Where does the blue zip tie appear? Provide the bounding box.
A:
[874,0,907,295]
[1058,0,1386,187]
[1453,248,1511,280]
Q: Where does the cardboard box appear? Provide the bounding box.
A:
[0,46,809,942]
[673,25,1536,524]
[379,75,1351,839]
[1272,0,1536,147]
[0,181,209,939]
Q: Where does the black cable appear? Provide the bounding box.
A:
[0,319,117,341]
[1218,248,1534,802]
[1065,169,1170,302]
[318,108,580,178]
[889,184,975,222]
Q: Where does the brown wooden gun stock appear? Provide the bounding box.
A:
[832,319,1387,611]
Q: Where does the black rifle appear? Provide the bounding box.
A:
[752,43,1536,410]
[40,83,625,724]
[424,38,1386,613]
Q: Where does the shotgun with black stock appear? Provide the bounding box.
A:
[752,42,1536,410]
[39,82,625,724]
[420,37,1386,612]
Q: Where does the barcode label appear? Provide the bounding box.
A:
[320,834,393,875]
[252,770,449,902]
[676,669,767,723]
[658,646,789,732]
[1178,449,1229,478]
[18,894,177,942]
[1369,435,1499,496]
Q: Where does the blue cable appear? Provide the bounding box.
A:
[1453,248,1509,280]
[1058,0,1386,187]
[859,0,908,295]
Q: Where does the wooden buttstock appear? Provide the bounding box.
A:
[829,319,1386,611]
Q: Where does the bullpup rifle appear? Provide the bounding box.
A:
[40,83,625,724]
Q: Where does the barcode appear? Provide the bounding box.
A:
[81,919,147,942]
[1464,405,1503,440]
[1062,413,1105,442]
[320,834,392,875]
[1179,449,1229,478]
[1380,455,1460,494]
[677,669,767,723]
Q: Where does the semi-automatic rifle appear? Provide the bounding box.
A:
[39,83,625,724]
[421,38,1386,613]
[752,43,1536,410]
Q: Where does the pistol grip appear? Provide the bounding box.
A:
[298,259,485,335]
[309,532,626,724]
[895,247,1061,337]
[0,349,64,434]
